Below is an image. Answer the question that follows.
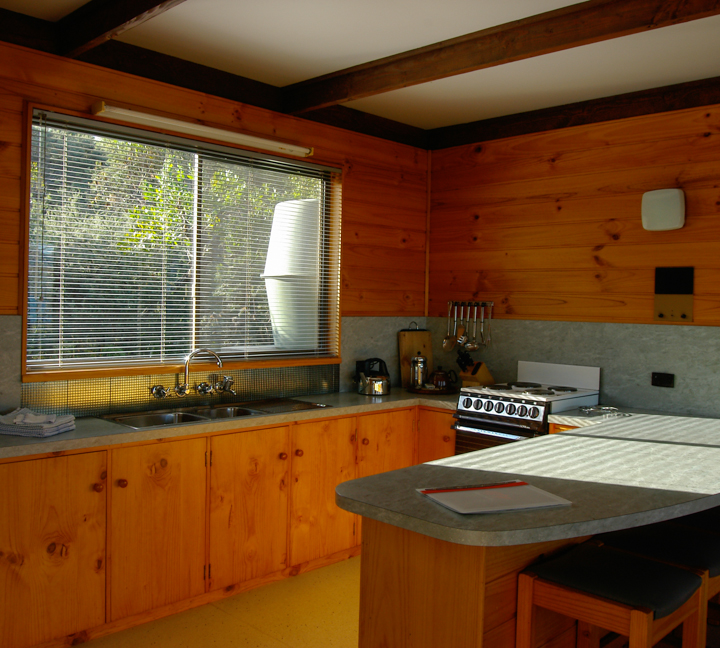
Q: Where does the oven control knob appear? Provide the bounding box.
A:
[494,402,505,413]
[517,405,528,417]
[462,398,473,409]
[529,407,540,419]
[473,399,483,410]
[505,403,516,415]
[484,401,494,412]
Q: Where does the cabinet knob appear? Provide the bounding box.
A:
[278,452,288,460]
[443,435,451,443]
[117,478,128,488]
[362,438,369,445]
[295,449,304,457]
[92,482,104,493]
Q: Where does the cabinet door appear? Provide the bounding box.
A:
[417,409,456,463]
[109,438,206,621]
[209,426,290,590]
[0,452,107,648]
[357,409,416,479]
[290,417,357,566]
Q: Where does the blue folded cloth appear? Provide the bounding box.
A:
[0,408,75,437]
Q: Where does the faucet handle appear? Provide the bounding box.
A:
[197,382,214,395]
[175,384,189,397]
[215,375,236,395]
[150,385,170,399]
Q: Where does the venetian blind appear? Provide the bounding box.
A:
[27,110,341,372]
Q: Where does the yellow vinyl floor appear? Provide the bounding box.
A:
[89,557,360,648]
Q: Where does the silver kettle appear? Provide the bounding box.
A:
[355,358,391,396]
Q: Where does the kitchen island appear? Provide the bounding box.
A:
[336,417,720,648]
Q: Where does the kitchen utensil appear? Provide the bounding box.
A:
[428,366,458,390]
[456,348,473,372]
[442,302,457,351]
[355,358,391,395]
[410,351,428,389]
[398,322,432,389]
[465,303,480,351]
[478,302,485,345]
[456,303,468,346]
[484,302,493,346]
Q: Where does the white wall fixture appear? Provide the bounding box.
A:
[91,101,314,157]
[641,188,685,231]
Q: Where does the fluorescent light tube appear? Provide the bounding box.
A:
[91,101,313,158]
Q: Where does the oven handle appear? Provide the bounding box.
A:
[453,424,526,441]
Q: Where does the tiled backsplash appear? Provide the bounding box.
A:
[22,364,339,417]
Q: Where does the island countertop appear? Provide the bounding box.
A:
[336,415,720,546]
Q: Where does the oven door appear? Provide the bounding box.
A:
[453,417,536,454]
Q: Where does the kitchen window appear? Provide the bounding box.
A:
[26,109,341,375]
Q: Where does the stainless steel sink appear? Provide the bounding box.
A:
[111,412,209,428]
[191,407,264,419]
[105,398,331,429]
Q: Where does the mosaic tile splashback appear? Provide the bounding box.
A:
[22,364,340,417]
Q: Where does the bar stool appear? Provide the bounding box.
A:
[516,543,705,648]
[596,519,720,644]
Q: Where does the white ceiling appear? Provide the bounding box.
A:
[5,0,720,130]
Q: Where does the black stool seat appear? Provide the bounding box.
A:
[675,506,720,534]
[529,543,703,620]
[597,520,720,577]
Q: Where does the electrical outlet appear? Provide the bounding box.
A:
[651,372,675,388]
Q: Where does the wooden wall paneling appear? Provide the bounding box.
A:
[429,100,720,325]
[0,41,428,318]
[429,186,720,232]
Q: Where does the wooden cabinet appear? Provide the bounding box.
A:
[109,438,207,621]
[357,409,416,478]
[0,452,107,648]
[417,408,456,463]
[209,426,290,590]
[289,417,357,566]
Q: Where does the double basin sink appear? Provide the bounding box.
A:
[105,398,331,430]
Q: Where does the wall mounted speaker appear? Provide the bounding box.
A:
[641,188,685,231]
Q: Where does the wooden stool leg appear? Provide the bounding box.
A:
[628,609,653,648]
[681,583,706,648]
[577,621,601,648]
[516,573,537,648]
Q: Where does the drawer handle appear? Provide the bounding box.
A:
[117,478,129,488]
[362,438,369,445]
[278,452,288,460]
[295,449,304,457]
[443,435,451,443]
[93,482,104,493]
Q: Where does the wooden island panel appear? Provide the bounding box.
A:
[359,517,584,648]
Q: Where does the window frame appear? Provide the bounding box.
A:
[21,105,343,382]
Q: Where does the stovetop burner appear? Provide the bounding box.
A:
[546,385,578,393]
[508,381,542,389]
[523,389,556,396]
[485,384,513,390]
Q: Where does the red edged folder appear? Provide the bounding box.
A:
[418,479,571,514]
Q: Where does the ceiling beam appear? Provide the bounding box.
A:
[0,8,57,53]
[283,0,720,114]
[56,0,188,58]
[427,75,720,149]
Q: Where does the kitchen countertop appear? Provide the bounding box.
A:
[0,390,458,460]
[548,405,689,427]
[335,414,720,546]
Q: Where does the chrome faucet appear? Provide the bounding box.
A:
[176,348,223,397]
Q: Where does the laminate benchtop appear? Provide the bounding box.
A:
[336,415,720,547]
